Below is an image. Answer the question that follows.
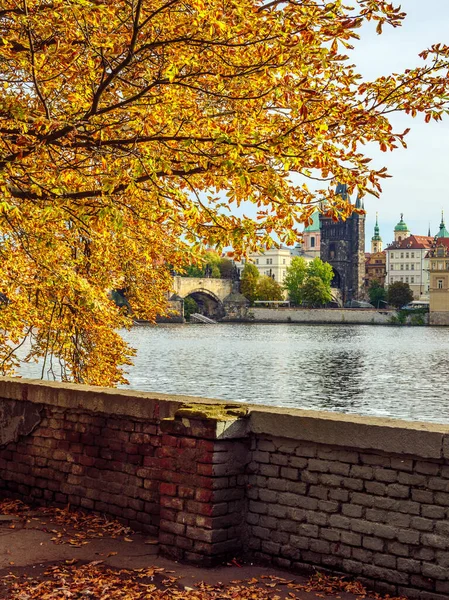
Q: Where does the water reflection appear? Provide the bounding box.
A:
[16,322,449,424]
[118,323,449,423]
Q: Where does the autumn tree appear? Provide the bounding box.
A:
[256,276,284,302]
[1,1,449,384]
[240,263,260,306]
[283,257,308,306]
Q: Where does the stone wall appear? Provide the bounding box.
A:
[430,311,449,326]
[2,379,449,597]
[243,307,393,324]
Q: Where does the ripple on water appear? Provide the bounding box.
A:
[118,323,449,424]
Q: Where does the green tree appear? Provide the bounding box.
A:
[183,296,199,320]
[368,281,387,307]
[284,257,308,306]
[307,257,334,287]
[387,282,414,308]
[256,276,284,302]
[301,276,333,307]
[183,251,222,278]
[240,263,260,306]
[219,258,234,279]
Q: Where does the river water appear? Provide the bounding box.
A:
[117,323,449,424]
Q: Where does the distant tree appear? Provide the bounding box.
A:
[307,257,334,287]
[183,296,199,320]
[284,257,308,306]
[301,276,333,307]
[256,276,284,302]
[368,281,387,307]
[183,251,222,278]
[219,258,234,279]
[387,282,414,308]
[240,263,260,306]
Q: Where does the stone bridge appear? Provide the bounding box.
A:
[171,276,235,319]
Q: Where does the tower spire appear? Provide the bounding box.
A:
[428,222,431,237]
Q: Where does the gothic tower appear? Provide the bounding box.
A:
[319,184,366,302]
[371,213,382,253]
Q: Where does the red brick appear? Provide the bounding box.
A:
[195,488,214,503]
[138,445,154,456]
[78,455,96,467]
[156,447,179,459]
[160,483,177,496]
[162,435,179,448]
[197,463,213,476]
[143,457,159,468]
[179,486,195,499]
[180,438,197,449]
[160,497,184,510]
[198,440,215,452]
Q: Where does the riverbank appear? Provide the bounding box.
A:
[224,307,395,325]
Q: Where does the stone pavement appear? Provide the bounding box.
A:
[0,505,398,599]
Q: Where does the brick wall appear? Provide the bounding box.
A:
[247,436,449,597]
[2,379,449,598]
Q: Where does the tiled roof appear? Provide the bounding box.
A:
[386,235,434,250]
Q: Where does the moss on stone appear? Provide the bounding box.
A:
[175,402,248,421]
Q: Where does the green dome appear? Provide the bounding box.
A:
[394,213,409,232]
[304,211,321,233]
[435,211,449,239]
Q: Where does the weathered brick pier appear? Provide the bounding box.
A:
[1,378,449,598]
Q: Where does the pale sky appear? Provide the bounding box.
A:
[350,0,449,247]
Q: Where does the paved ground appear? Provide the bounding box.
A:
[0,502,394,599]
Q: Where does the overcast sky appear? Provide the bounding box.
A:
[349,0,449,247]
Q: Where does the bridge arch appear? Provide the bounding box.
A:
[183,288,225,320]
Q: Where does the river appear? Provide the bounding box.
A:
[116,323,449,424]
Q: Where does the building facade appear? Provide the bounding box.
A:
[364,214,386,287]
[238,246,313,284]
[319,185,366,302]
[428,239,449,325]
[385,234,433,299]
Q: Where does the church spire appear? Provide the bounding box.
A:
[428,222,431,237]
[435,210,449,239]
[371,212,382,253]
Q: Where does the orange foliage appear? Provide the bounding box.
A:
[0,1,448,383]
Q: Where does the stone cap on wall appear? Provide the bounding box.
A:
[2,377,449,458]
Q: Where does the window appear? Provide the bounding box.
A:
[406,264,409,270]
[411,264,414,270]
[401,253,404,258]
[267,258,273,265]
[411,277,415,284]
[406,277,409,283]
[439,262,444,270]
[438,279,444,289]
[401,264,404,270]
[400,277,404,282]
[283,271,286,278]
[311,237,315,248]
[411,252,415,258]
[391,253,394,259]
[283,259,286,264]
[390,277,394,283]
[255,259,259,264]
[406,252,409,258]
